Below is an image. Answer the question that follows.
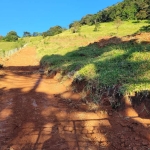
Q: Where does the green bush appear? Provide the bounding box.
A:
[4,31,19,42]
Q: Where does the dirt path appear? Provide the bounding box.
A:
[0,46,150,150]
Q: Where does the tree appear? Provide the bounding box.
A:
[48,26,64,36]
[33,32,41,37]
[70,0,150,25]
[114,17,123,34]
[80,14,95,25]
[124,3,138,20]
[42,32,49,38]
[70,21,81,33]
[136,10,147,19]
[93,22,100,32]
[42,26,65,37]
[23,31,31,37]
[4,31,19,42]
[0,35,3,41]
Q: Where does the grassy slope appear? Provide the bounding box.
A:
[61,20,148,37]
[0,42,18,51]
[30,20,150,95]
[0,39,25,51]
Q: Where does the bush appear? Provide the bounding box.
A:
[42,26,66,37]
[4,31,19,42]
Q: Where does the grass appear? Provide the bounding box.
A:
[39,42,150,95]
[24,20,150,95]
[29,20,149,48]
[0,42,18,51]
[1,21,149,95]
[0,39,25,51]
[60,20,148,37]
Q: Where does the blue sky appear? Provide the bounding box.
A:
[0,0,123,37]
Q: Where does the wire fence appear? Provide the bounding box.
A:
[0,44,27,58]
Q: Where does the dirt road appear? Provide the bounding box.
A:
[0,46,150,150]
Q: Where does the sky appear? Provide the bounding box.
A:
[0,0,123,37]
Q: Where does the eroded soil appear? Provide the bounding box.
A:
[0,34,150,150]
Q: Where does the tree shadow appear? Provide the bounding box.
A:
[145,20,150,24]
[42,114,70,150]
[135,20,150,33]
[137,25,150,33]
[132,20,141,24]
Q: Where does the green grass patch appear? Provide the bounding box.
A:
[60,20,149,38]
[0,39,26,58]
[40,42,150,95]
[0,42,18,51]
[0,39,25,52]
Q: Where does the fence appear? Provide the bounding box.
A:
[0,44,27,58]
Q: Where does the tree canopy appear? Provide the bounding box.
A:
[42,26,66,37]
[33,32,41,37]
[23,31,31,37]
[69,21,81,33]
[4,31,19,42]
[71,0,150,26]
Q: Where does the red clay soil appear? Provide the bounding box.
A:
[0,38,150,150]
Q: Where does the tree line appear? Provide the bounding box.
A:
[0,31,42,42]
[0,26,66,42]
[70,0,150,27]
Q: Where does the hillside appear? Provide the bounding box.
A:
[75,0,150,26]
[0,20,150,149]
[1,0,150,148]
[1,20,150,96]
[25,20,150,96]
